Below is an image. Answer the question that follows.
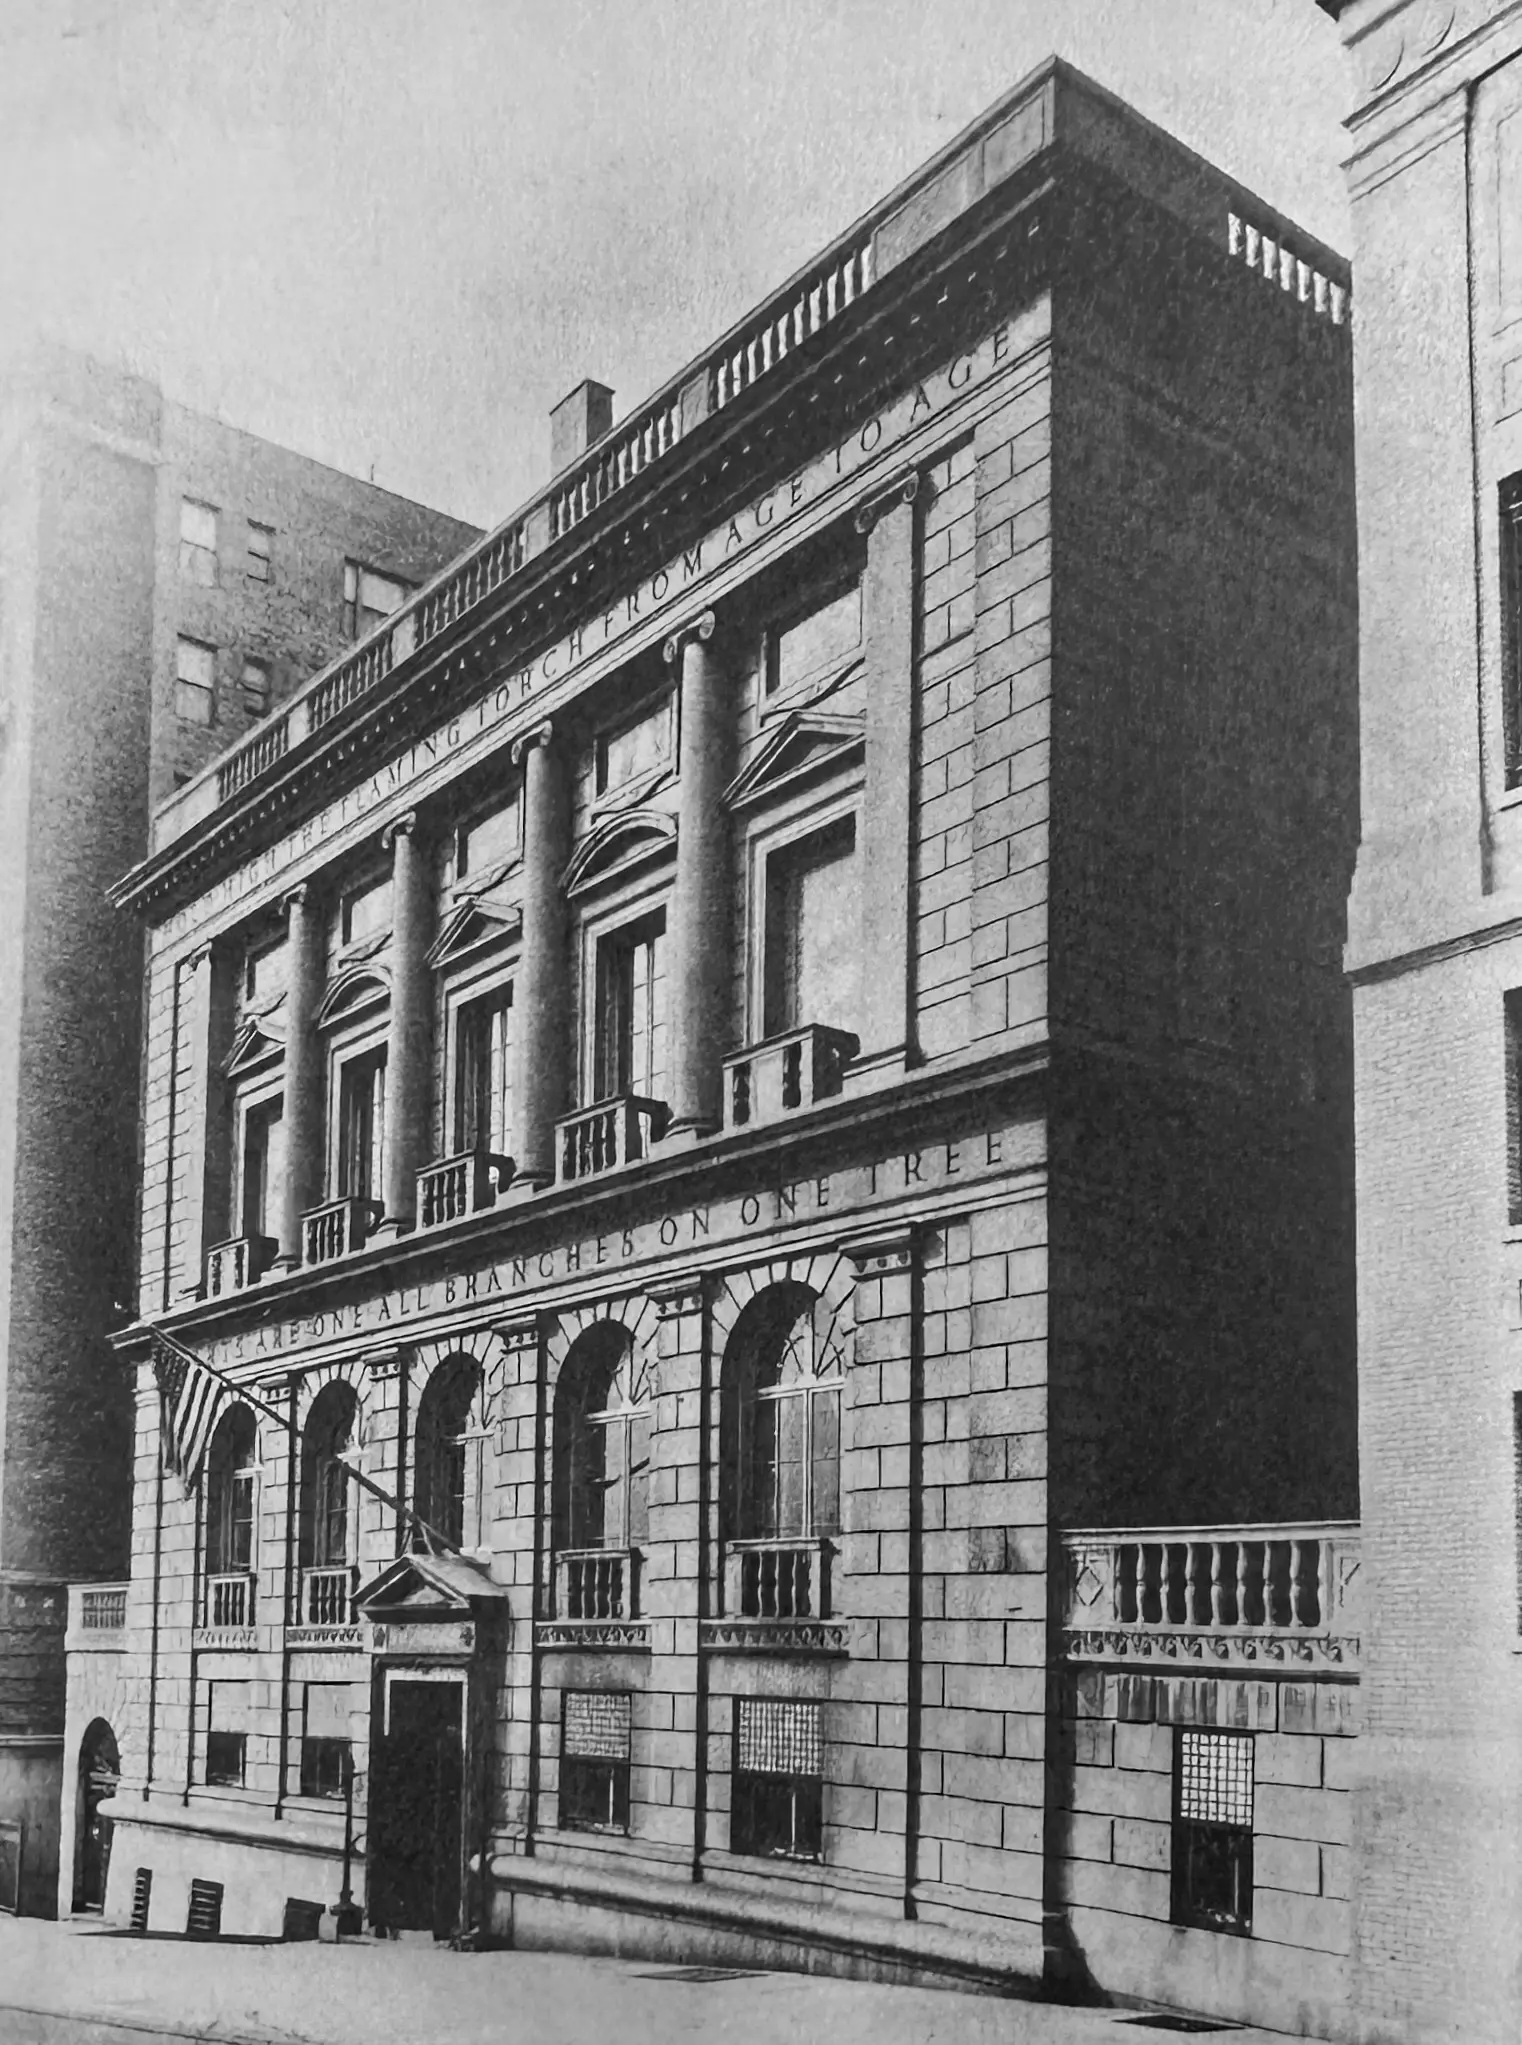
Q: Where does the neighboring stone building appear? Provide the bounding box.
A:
[98,60,1361,2031]
[1315,2,1522,2041]
[0,342,478,1918]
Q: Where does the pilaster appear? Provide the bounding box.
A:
[511,725,570,1188]
[278,885,326,1266]
[379,813,432,1234]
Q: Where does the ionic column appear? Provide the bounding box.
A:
[278,884,326,1265]
[511,723,570,1188]
[854,474,919,1076]
[663,609,730,1140]
[380,812,433,1234]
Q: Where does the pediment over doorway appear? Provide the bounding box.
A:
[354,1550,508,1618]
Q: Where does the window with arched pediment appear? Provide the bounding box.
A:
[721,1282,843,1544]
[413,1356,486,1552]
[552,1324,652,1557]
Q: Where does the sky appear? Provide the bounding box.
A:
[0,0,1351,531]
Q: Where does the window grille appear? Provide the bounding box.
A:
[564,1690,632,1760]
[186,1877,224,1938]
[1177,1730,1253,1828]
[736,1698,822,1777]
[129,1867,152,1933]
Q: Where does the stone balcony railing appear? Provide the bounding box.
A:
[66,1581,129,1651]
[204,1571,254,1631]
[723,1025,858,1132]
[556,1094,667,1184]
[723,1537,834,1621]
[301,1565,355,1628]
[556,1547,638,1622]
[301,1195,383,1266]
[1060,1522,1361,1675]
[416,1149,514,1231]
[204,1233,278,1297]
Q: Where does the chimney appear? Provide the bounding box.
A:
[550,379,614,475]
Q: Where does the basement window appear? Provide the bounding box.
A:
[731,1697,823,1861]
[560,1691,631,1833]
[1171,1730,1253,1935]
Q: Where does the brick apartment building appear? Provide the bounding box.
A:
[91,61,1363,2033]
[1315,2,1522,2040]
[0,343,478,1917]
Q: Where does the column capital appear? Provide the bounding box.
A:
[491,1312,544,1355]
[510,719,555,768]
[647,1271,709,1319]
[852,468,919,536]
[381,809,419,851]
[662,608,717,666]
[182,939,214,973]
[363,1345,409,1382]
[844,1225,918,1277]
[281,882,312,918]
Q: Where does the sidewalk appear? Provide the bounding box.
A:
[0,1916,1326,2045]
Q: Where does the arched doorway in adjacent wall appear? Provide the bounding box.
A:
[73,1719,119,1913]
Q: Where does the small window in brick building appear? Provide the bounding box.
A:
[342,560,410,641]
[560,1690,631,1833]
[1171,1729,1253,1935]
[1503,477,1522,784]
[246,521,274,583]
[241,658,271,717]
[919,439,976,654]
[175,636,216,725]
[179,499,218,585]
[732,1697,823,1861]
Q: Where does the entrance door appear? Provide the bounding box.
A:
[74,1721,119,1913]
[368,1681,463,1939]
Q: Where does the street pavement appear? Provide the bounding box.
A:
[0,1916,1318,2044]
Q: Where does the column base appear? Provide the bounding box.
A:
[371,1216,416,1246]
[844,1042,909,1090]
[660,1117,719,1150]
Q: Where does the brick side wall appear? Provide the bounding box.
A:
[1046,176,1359,1525]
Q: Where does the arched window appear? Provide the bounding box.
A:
[206,1407,257,1575]
[300,1383,358,1618]
[414,1357,485,1551]
[552,1324,651,1557]
[720,1284,843,1620]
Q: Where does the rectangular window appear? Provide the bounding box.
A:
[342,560,410,640]
[596,911,668,1101]
[337,1048,386,1202]
[341,876,392,948]
[175,637,216,726]
[299,1685,351,1799]
[246,520,274,583]
[596,695,673,796]
[205,1681,251,1787]
[560,1691,631,1833]
[179,499,218,585]
[763,815,860,1037]
[245,939,287,1005]
[209,1467,255,1576]
[731,1698,823,1861]
[919,439,977,654]
[1504,477,1522,783]
[767,580,861,699]
[241,658,271,717]
[240,1096,285,1241]
[1171,1730,1254,1935]
[454,988,514,1155]
[458,799,520,883]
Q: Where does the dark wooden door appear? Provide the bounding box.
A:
[75,1722,119,1912]
[369,1682,463,1939]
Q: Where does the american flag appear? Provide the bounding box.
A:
[151,1328,285,1485]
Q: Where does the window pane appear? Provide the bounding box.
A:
[246,522,273,582]
[597,699,671,794]
[459,801,519,880]
[743,1395,778,1539]
[338,1051,386,1200]
[176,679,214,725]
[810,1387,840,1536]
[241,659,271,714]
[598,915,667,1099]
[180,500,217,550]
[176,638,215,687]
[764,818,859,1036]
[775,1393,806,1538]
[770,581,861,696]
[600,1416,628,1552]
[242,1101,284,1240]
[455,991,513,1154]
[341,877,391,946]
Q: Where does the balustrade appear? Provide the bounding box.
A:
[724,1025,858,1131]
[302,1566,354,1628]
[1227,211,1348,325]
[301,1196,383,1267]
[416,1149,514,1230]
[724,1538,831,1621]
[206,1573,253,1629]
[712,239,872,411]
[550,398,682,542]
[217,715,288,800]
[204,1234,278,1297]
[556,1547,636,1622]
[1060,1522,1360,1672]
[555,1095,667,1183]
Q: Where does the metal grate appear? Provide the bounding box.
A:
[563,1690,631,1761]
[1177,1732,1254,1828]
[129,1867,152,1933]
[186,1877,224,1939]
[736,1698,822,1777]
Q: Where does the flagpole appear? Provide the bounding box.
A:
[148,1322,461,1556]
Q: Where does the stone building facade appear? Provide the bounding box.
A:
[0,343,477,1917]
[1317,2,1522,2040]
[99,60,1362,2030]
